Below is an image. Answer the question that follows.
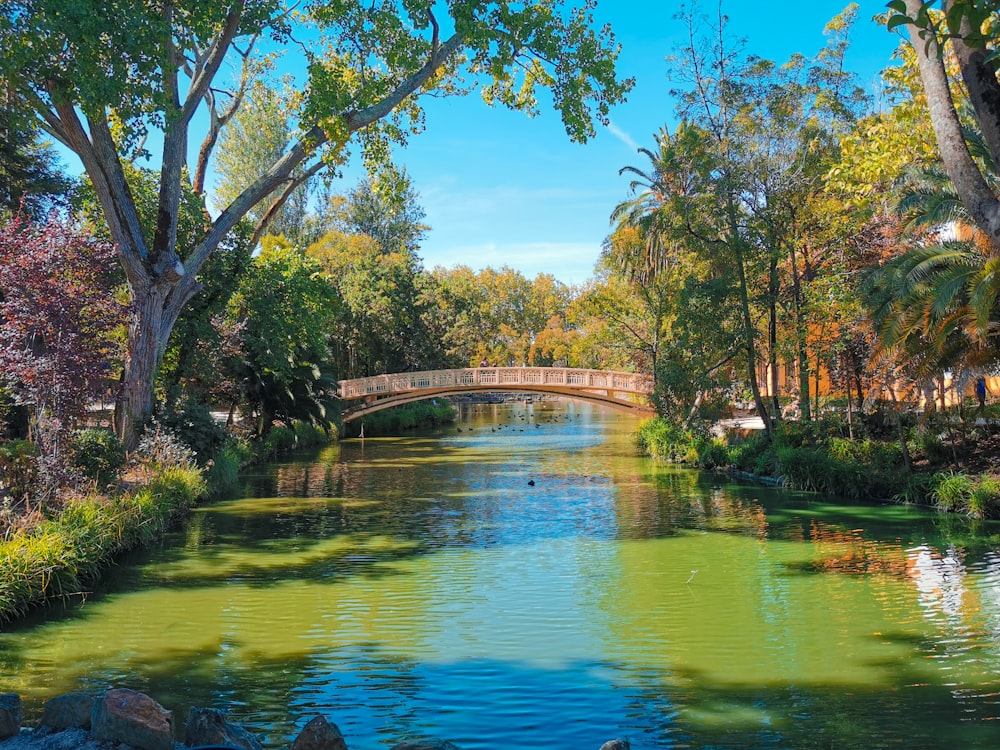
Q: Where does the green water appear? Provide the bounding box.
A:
[2,402,1000,749]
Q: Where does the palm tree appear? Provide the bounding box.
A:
[866,143,1000,375]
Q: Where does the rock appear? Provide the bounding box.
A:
[0,695,22,740]
[0,727,99,750]
[289,716,347,750]
[41,694,93,731]
[184,707,263,750]
[390,739,460,750]
[91,688,173,750]
[599,740,630,750]
[0,695,22,741]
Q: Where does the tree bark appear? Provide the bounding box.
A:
[903,0,1000,245]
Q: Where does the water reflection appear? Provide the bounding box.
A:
[0,403,999,748]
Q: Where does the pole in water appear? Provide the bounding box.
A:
[360,422,365,440]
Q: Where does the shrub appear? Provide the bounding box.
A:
[350,400,457,437]
[637,418,692,463]
[0,461,206,622]
[156,398,226,466]
[931,473,974,512]
[695,437,729,470]
[775,446,833,492]
[69,428,125,486]
[893,472,937,505]
[0,440,38,502]
[136,423,197,468]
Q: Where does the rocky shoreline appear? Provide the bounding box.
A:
[0,689,631,750]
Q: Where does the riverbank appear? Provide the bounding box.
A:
[0,422,332,624]
[637,414,1000,518]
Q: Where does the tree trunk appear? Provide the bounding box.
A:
[728,204,773,439]
[113,280,185,448]
[767,256,780,416]
[902,0,1000,245]
[789,243,811,421]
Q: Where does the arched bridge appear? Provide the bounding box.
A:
[338,367,655,422]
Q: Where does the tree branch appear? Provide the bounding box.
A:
[250,160,326,246]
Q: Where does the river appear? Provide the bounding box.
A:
[2,401,1000,749]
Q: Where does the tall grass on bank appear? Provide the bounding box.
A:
[637,416,1000,518]
[0,465,205,622]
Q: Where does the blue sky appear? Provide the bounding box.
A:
[391,0,903,284]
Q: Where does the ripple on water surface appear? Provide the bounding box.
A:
[2,403,1000,749]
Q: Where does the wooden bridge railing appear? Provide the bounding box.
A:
[338,367,654,400]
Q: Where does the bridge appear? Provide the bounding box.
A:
[338,367,655,422]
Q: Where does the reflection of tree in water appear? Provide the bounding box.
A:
[805,521,911,577]
[274,461,356,498]
[613,471,768,540]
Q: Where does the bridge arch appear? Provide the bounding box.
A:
[338,367,655,423]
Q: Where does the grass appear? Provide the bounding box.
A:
[638,415,1000,519]
[0,464,205,622]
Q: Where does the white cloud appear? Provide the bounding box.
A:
[605,120,640,153]
[423,240,601,284]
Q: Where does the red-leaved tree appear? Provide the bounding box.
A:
[0,215,126,492]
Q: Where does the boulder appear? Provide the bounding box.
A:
[390,739,460,750]
[0,694,22,740]
[41,694,94,731]
[599,740,631,750]
[91,688,173,750]
[184,707,264,750]
[289,716,347,750]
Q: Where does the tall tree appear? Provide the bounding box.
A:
[0,89,72,218]
[0,0,631,446]
[212,76,315,247]
[328,165,429,255]
[888,1,1000,249]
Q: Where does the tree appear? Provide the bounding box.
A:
[307,230,436,377]
[888,1,1000,249]
[225,243,342,435]
[0,90,72,218]
[327,165,429,255]
[612,3,867,433]
[0,215,126,492]
[213,77,317,246]
[1,0,632,446]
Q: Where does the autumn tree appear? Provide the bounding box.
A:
[0,0,632,446]
[0,216,126,491]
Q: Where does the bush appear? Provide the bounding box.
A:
[893,472,937,505]
[931,473,974,512]
[968,476,1000,519]
[775,445,836,493]
[136,423,198,469]
[0,440,38,502]
[350,400,457,437]
[156,398,226,466]
[258,425,298,460]
[929,472,1000,518]
[70,428,126,486]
